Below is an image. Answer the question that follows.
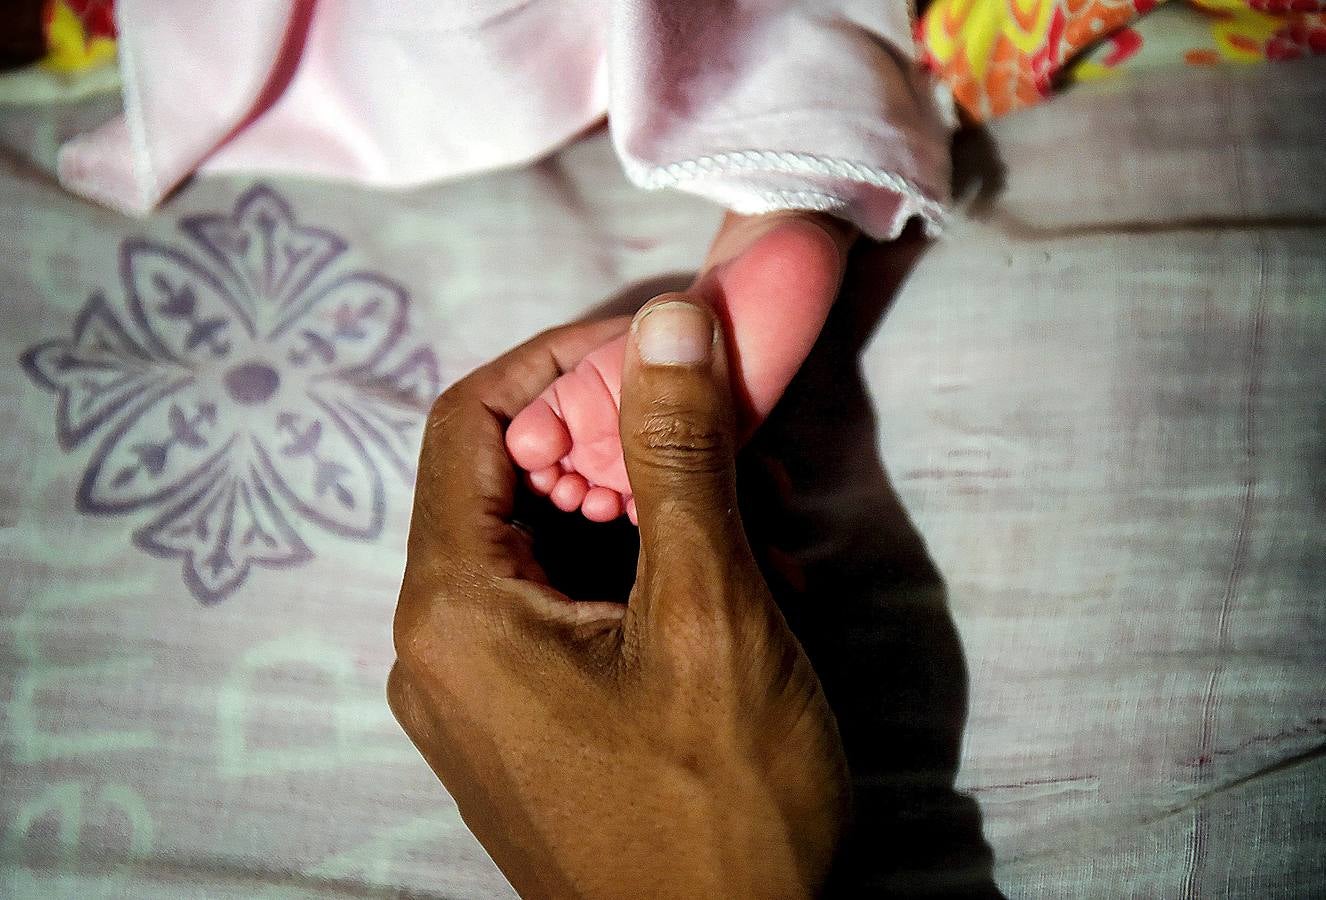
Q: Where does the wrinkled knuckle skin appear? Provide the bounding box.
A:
[634,409,729,470]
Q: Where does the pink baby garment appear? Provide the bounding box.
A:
[58,0,954,239]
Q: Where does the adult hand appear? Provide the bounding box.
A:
[388,295,850,898]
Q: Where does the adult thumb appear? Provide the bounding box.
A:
[619,293,751,564]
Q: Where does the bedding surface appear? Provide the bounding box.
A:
[1,58,1323,897]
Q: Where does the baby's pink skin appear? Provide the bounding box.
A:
[505,211,854,523]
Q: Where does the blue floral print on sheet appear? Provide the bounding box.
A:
[22,185,440,604]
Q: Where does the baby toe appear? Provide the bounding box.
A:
[581,487,622,522]
[506,396,572,473]
[528,465,560,495]
[550,472,589,512]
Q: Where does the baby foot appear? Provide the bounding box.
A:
[506,212,851,522]
[507,334,632,521]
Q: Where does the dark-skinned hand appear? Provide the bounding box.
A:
[389,294,849,898]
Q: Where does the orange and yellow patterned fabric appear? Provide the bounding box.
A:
[18,0,1326,128]
[919,0,1326,120]
[41,0,117,73]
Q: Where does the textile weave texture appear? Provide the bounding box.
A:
[1,59,1323,896]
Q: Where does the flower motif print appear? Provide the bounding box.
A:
[21,185,440,604]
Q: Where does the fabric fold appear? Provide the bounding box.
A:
[59,0,299,214]
[608,2,954,238]
[58,0,952,237]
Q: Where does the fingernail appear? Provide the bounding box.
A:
[635,301,713,366]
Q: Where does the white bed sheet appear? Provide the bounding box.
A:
[1,58,1322,897]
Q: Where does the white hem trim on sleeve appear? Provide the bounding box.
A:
[620,149,947,236]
